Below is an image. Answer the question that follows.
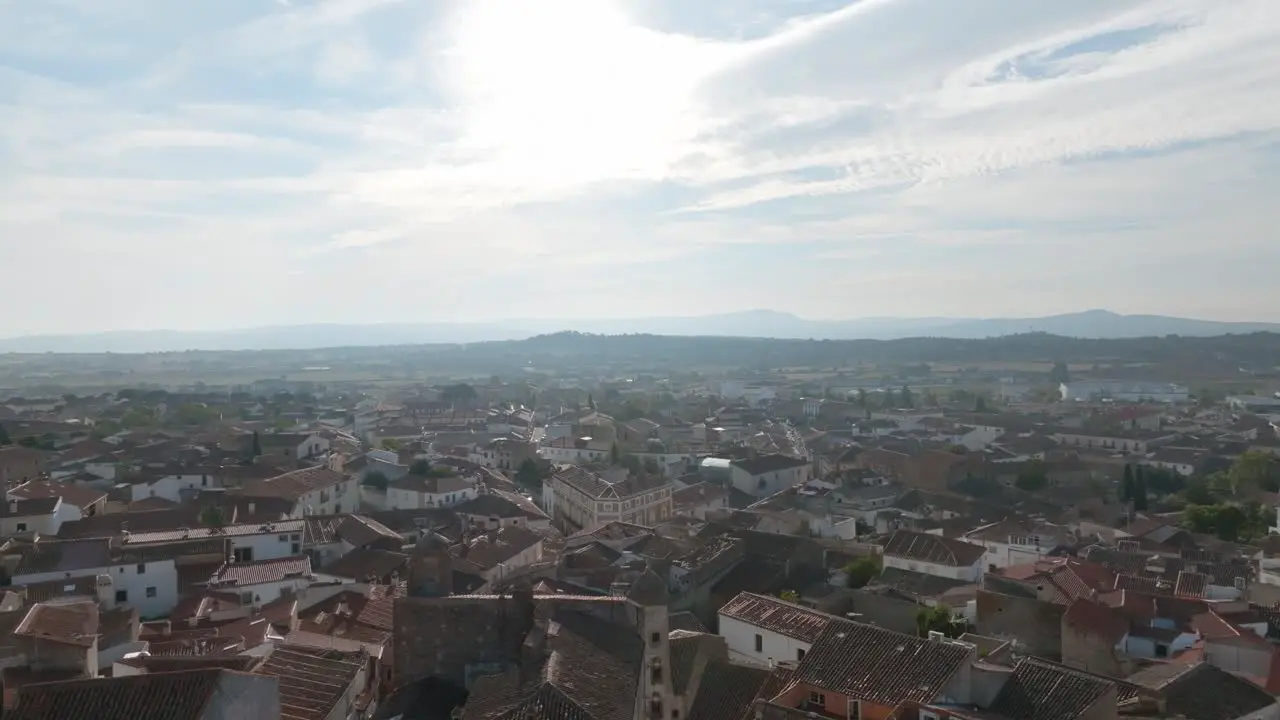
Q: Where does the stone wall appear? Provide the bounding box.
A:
[975,589,1064,661]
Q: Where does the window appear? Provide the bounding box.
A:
[279,535,289,542]
[920,713,938,720]
[145,586,157,598]
[137,564,146,574]
[233,547,254,563]
[847,699,861,720]
[115,590,128,603]
[15,523,26,532]
[651,632,661,645]
[1155,644,1169,658]
[807,692,825,708]
[754,634,763,652]
[797,648,806,661]
[291,542,301,554]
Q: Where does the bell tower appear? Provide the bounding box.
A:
[627,566,673,720]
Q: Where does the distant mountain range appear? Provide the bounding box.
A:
[2,309,1278,353]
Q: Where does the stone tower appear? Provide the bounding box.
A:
[627,565,673,720]
[407,529,454,598]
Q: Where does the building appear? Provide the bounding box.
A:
[387,472,478,510]
[546,465,673,533]
[237,466,358,516]
[0,446,45,486]
[6,667,280,720]
[882,530,987,582]
[717,592,833,666]
[1060,381,1191,404]
[729,454,812,498]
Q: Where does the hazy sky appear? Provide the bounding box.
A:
[1,0,1278,337]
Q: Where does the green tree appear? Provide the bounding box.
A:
[251,431,262,458]
[1133,465,1149,511]
[610,442,621,465]
[409,459,432,476]
[0,423,9,446]
[1049,361,1070,385]
[587,393,596,411]
[381,438,402,451]
[1015,462,1048,492]
[974,396,989,413]
[200,505,226,528]
[779,590,800,603]
[361,470,389,490]
[441,383,478,405]
[882,388,897,409]
[900,385,915,409]
[843,555,882,589]
[856,388,869,408]
[1121,465,1135,503]
[916,606,967,638]
[1183,479,1216,506]
[515,459,542,489]
[643,457,662,475]
[1232,451,1280,493]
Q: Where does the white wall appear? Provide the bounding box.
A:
[731,465,811,498]
[232,532,304,563]
[718,616,812,666]
[130,473,215,503]
[230,578,310,607]
[387,485,476,510]
[14,560,181,619]
[882,555,981,582]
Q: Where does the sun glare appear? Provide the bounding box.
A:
[440,0,730,189]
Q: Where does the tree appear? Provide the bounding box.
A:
[843,555,881,589]
[779,590,800,603]
[409,459,433,476]
[251,431,262,459]
[643,457,662,475]
[362,470,389,490]
[1232,451,1280,493]
[856,388,869,408]
[1015,462,1049,492]
[381,438,402,451]
[200,505,226,528]
[882,388,897,409]
[974,396,989,413]
[1182,479,1216,506]
[0,423,9,446]
[441,383,478,405]
[515,459,542,489]
[1121,465,1135,503]
[900,385,915,409]
[1133,465,1149,511]
[609,442,621,465]
[916,606,967,639]
[587,393,596,411]
[1049,361,1070,385]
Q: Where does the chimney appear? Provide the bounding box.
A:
[96,574,115,609]
[7,500,16,515]
[247,502,256,515]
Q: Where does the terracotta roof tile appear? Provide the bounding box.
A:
[213,555,311,587]
[719,592,834,643]
[256,645,366,720]
[988,657,1116,720]
[15,601,99,647]
[7,668,258,720]
[883,530,986,567]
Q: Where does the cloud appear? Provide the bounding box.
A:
[0,0,1278,337]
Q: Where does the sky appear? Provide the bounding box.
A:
[1,0,1278,337]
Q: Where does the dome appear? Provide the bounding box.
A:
[627,566,669,607]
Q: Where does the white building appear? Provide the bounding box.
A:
[546,465,674,533]
[963,519,1072,569]
[1061,380,1190,404]
[729,454,812,498]
[1,497,76,536]
[123,519,307,564]
[717,592,833,666]
[206,555,314,607]
[120,471,219,504]
[882,529,986,582]
[238,466,359,517]
[387,473,478,510]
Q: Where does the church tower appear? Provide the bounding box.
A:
[407,529,454,598]
[627,565,674,720]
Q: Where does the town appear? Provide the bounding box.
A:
[0,330,1279,719]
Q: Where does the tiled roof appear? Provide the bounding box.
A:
[988,657,1116,720]
[320,548,409,581]
[874,568,972,599]
[213,555,311,586]
[15,601,99,647]
[6,668,249,720]
[553,465,669,500]
[454,525,544,571]
[455,491,547,519]
[0,497,59,519]
[1132,662,1277,720]
[1174,571,1209,598]
[256,646,366,720]
[686,660,771,720]
[388,473,474,494]
[792,619,971,706]
[335,513,402,547]
[238,466,346,501]
[883,530,986,567]
[8,480,106,507]
[1063,599,1128,643]
[669,611,708,634]
[719,592,833,643]
[730,454,810,476]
